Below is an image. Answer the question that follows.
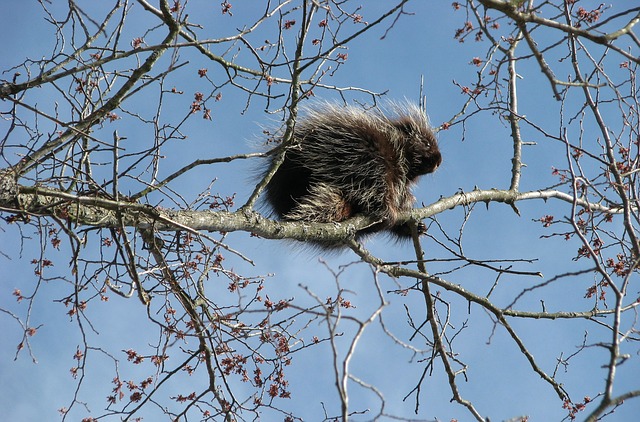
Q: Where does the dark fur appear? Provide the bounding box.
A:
[264,101,441,247]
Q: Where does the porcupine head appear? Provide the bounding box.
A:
[263,100,442,249]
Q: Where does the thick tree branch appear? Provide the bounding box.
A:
[0,181,627,247]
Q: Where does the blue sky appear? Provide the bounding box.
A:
[1,1,639,421]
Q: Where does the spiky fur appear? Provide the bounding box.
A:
[264,101,441,246]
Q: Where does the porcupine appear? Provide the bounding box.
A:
[263,101,442,247]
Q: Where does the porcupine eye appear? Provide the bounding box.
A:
[416,146,442,174]
[395,125,441,179]
[391,117,440,179]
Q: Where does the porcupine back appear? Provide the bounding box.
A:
[264,101,442,247]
